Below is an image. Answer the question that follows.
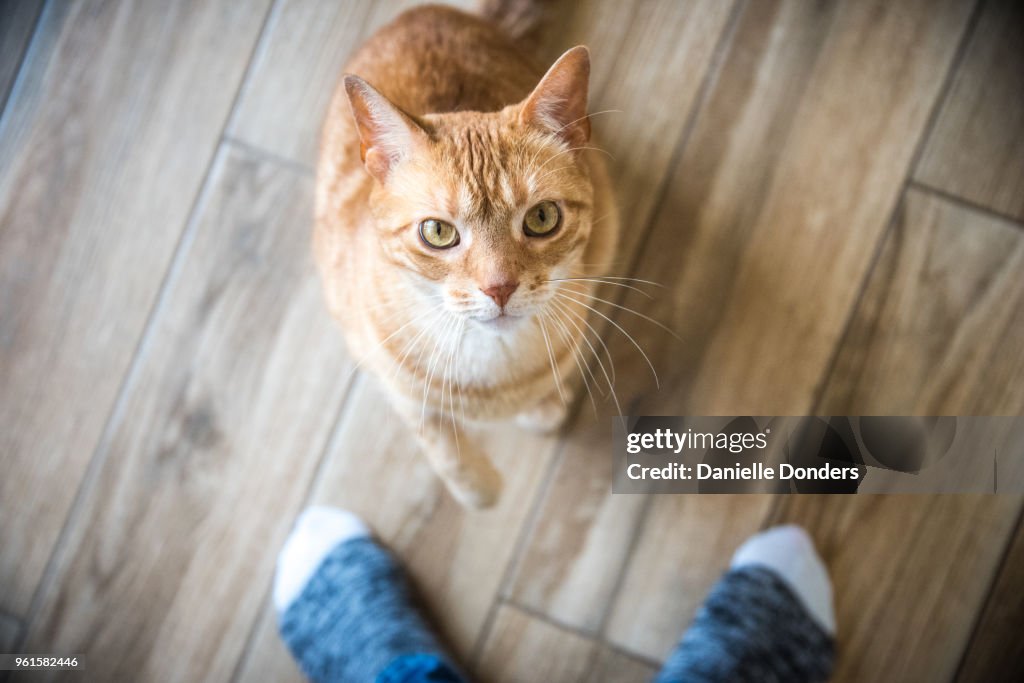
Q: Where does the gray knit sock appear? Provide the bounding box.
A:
[275,509,466,683]
[654,529,836,683]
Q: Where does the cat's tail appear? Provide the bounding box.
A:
[477,0,552,42]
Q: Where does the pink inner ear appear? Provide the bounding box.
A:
[521,46,591,147]
[343,75,427,182]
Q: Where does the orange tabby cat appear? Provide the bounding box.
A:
[315,3,618,508]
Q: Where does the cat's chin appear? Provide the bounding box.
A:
[474,314,525,334]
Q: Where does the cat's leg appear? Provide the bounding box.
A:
[396,400,503,509]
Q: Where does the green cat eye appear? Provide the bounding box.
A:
[523,200,561,237]
[419,218,460,249]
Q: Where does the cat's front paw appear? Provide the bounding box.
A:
[448,460,503,510]
[516,396,569,434]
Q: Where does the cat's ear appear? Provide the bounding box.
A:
[343,75,428,183]
[520,46,591,148]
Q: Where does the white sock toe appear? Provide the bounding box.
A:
[273,506,370,613]
[730,524,836,636]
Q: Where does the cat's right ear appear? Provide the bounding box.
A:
[343,75,428,183]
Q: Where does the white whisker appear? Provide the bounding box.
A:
[554,291,660,389]
[419,314,458,434]
[552,298,623,417]
[553,297,617,387]
[546,277,654,299]
[558,287,681,342]
[546,303,598,417]
[537,314,567,406]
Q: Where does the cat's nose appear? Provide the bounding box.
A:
[481,282,519,309]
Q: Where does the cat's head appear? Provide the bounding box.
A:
[344,47,599,332]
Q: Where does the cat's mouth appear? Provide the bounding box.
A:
[476,313,523,332]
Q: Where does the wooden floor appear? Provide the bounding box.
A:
[2,1,1023,681]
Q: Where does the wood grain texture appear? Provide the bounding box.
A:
[786,190,1024,681]
[236,377,560,681]
[620,0,975,416]
[0,0,42,112]
[19,146,354,682]
[820,189,1024,415]
[476,604,656,683]
[477,605,596,683]
[504,427,650,631]
[542,0,739,264]
[604,495,773,660]
[0,0,272,616]
[916,0,1024,221]
[772,495,1020,683]
[956,516,1024,682]
[588,647,660,683]
[510,0,974,641]
[228,0,476,166]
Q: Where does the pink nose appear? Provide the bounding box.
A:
[481,282,519,309]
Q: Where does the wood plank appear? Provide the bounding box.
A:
[0,0,43,113]
[916,0,1024,221]
[234,602,306,683]
[776,191,1024,681]
[620,0,974,416]
[476,604,660,682]
[228,0,476,166]
[0,0,272,616]
[503,427,650,631]
[589,646,660,683]
[956,516,1024,682]
[510,0,974,640]
[548,0,739,263]
[604,495,773,660]
[236,377,561,680]
[20,146,354,682]
[773,495,1020,683]
[820,189,1024,415]
[604,192,1024,672]
[476,605,597,683]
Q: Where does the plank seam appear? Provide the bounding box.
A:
[592,495,656,640]
[223,135,314,176]
[614,0,748,301]
[908,179,1024,231]
[468,440,568,668]
[587,0,751,649]
[951,501,1024,682]
[501,597,601,639]
[228,374,368,683]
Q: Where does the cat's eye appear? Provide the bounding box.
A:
[523,200,562,237]
[419,218,460,249]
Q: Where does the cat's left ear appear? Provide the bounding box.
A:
[344,75,429,183]
[520,46,591,148]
